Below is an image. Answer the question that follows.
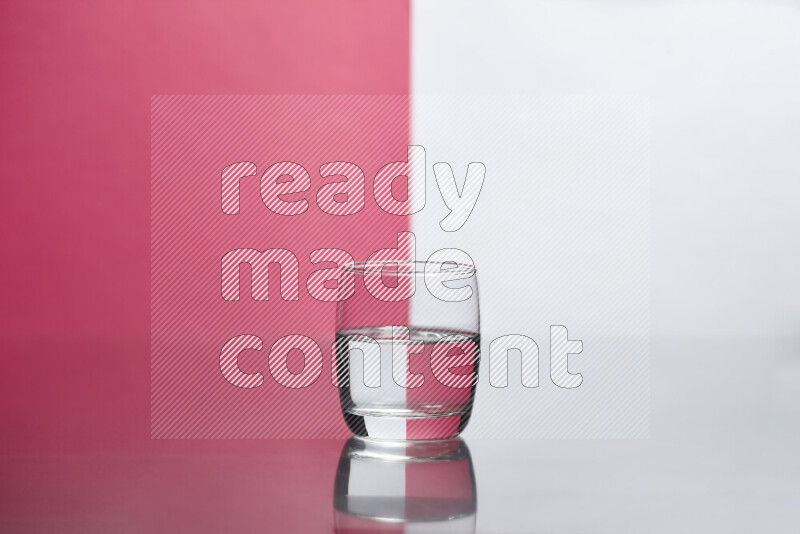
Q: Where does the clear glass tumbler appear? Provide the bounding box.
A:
[335,260,480,440]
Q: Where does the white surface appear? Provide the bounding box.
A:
[468,339,800,533]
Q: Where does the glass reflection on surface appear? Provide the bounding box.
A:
[334,437,476,533]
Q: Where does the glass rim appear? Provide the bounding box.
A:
[341,260,476,277]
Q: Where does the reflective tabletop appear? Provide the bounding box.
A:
[1,340,798,533]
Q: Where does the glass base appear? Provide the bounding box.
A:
[343,411,471,441]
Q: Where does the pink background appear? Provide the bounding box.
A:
[0,0,409,451]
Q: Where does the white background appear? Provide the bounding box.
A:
[412,1,800,531]
[413,0,800,341]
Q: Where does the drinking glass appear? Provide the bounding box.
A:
[335,260,480,440]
